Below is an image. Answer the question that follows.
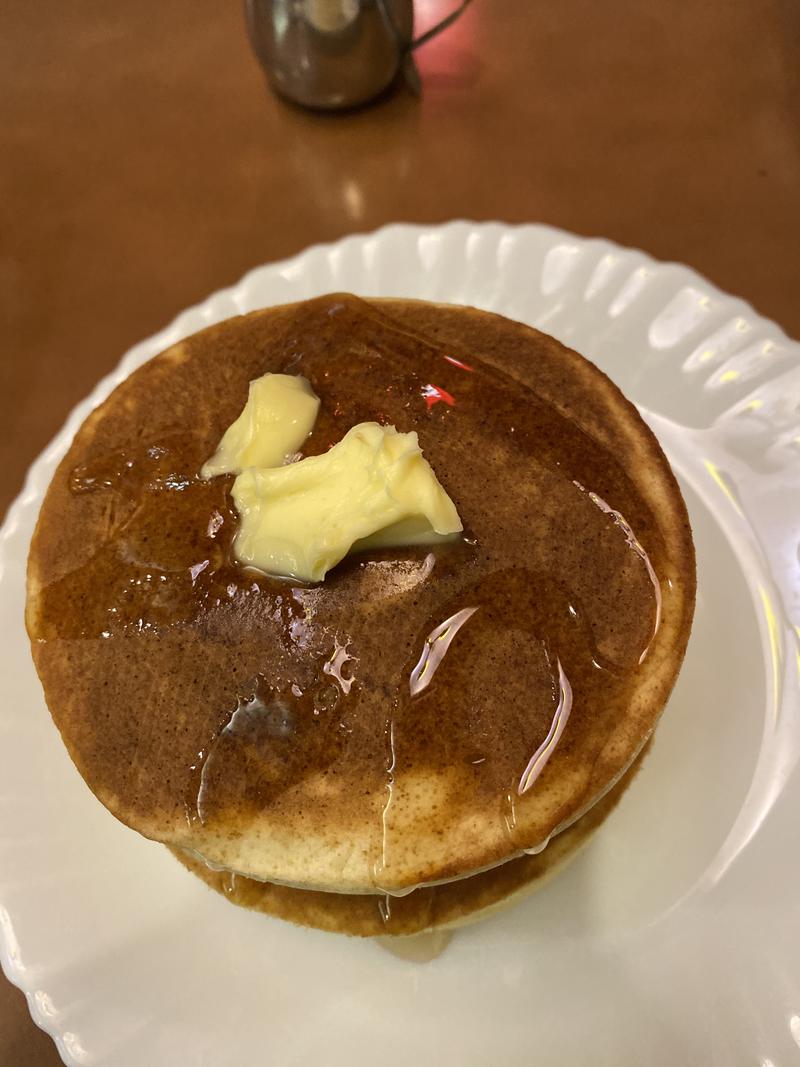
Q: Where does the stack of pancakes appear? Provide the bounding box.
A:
[26,295,695,936]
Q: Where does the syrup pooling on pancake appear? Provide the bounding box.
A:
[41,433,242,639]
[517,658,573,796]
[281,297,668,888]
[582,486,663,664]
[193,672,357,827]
[33,295,672,892]
[408,606,479,696]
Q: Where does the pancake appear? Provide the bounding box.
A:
[170,742,645,937]
[26,294,695,896]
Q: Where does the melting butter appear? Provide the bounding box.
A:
[201,373,320,477]
[231,422,462,582]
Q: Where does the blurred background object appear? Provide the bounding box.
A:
[245,0,472,109]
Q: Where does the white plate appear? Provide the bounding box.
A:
[2,222,799,1067]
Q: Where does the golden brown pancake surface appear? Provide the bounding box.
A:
[26,295,695,893]
[171,741,643,937]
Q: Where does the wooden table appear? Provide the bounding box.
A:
[1,1,798,1062]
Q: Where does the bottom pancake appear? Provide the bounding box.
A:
[170,745,647,937]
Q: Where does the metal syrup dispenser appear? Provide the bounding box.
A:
[245,0,472,110]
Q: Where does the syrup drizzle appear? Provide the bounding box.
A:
[323,636,357,695]
[518,658,573,795]
[578,484,663,664]
[36,293,676,908]
[409,606,479,697]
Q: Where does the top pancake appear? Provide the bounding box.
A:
[26,295,695,893]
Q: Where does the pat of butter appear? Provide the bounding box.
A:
[201,373,320,477]
[231,422,463,582]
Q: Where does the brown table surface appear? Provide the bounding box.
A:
[1,0,799,1062]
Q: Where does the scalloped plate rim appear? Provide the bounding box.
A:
[3,218,797,546]
[1,219,797,1065]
